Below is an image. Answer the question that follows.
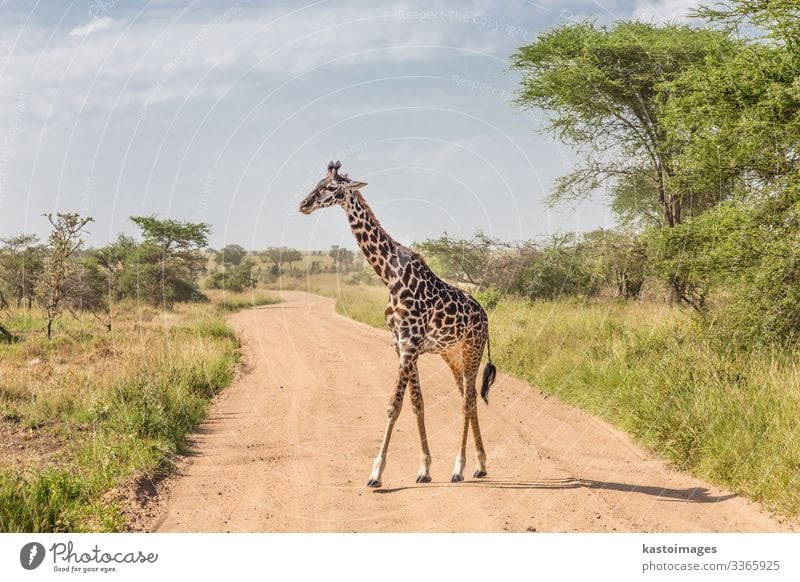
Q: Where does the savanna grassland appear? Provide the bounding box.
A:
[0,299,241,531]
[0,213,279,532]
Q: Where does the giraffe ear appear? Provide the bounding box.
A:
[344,181,367,190]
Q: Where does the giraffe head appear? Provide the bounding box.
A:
[298,160,367,215]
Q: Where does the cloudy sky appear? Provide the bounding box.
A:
[0,0,700,250]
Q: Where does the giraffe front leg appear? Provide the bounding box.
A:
[409,369,432,483]
[367,389,403,488]
[367,350,415,488]
[451,410,469,483]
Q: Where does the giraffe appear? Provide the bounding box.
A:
[299,160,497,487]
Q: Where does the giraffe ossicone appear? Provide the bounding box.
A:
[299,160,497,487]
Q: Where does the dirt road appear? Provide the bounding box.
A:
[151,291,791,532]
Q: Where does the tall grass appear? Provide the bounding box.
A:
[0,301,240,531]
[301,275,800,517]
[490,298,800,516]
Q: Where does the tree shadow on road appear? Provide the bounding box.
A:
[374,477,737,504]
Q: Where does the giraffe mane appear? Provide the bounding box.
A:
[352,190,430,267]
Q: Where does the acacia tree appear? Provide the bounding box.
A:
[262,247,286,275]
[415,232,495,287]
[215,244,247,267]
[661,3,800,197]
[129,216,210,307]
[278,248,301,273]
[645,1,800,312]
[510,21,737,228]
[36,213,94,339]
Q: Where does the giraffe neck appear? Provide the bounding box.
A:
[343,190,402,288]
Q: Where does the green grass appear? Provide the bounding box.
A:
[205,289,280,312]
[489,298,800,516]
[0,300,241,532]
[265,271,389,327]
[300,274,800,518]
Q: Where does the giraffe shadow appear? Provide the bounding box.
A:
[374,477,737,504]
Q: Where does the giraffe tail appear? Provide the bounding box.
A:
[481,334,496,405]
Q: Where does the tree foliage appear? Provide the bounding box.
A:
[511,21,738,227]
[206,261,257,293]
[129,216,210,307]
[415,232,495,286]
[215,244,247,267]
[35,213,94,339]
[646,178,800,347]
[417,230,647,301]
[261,247,303,275]
[0,234,44,309]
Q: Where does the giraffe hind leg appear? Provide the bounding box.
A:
[442,349,469,482]
[466,342,488,479]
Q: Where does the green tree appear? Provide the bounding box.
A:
[215,244,247,267]
[581,230,647,299]
[79,234,137,330]
[129,216,210,307]
[262,247,293,275]
[660,27,799,200]
[283,248,303,272]
[416,232,495,287]
[0,234,45,309]
[646,177,800,346]
[36,213,94,339]
[206,261,256,292]
[511,21,737,227]
[697,0,800,53]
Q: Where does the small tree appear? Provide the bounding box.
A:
[262,247,287,274]
[79,235,137,330]
[0,234,45,308]
[206,261,257,292]
[129,216,210,307]
[283,248,303,272]
[216,244,247,267]
[36,213,94,339]
[415,232,495,287]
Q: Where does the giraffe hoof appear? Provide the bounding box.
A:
[366,479,382,488]
[450,474,464,483]
[415,475,431,484]
[473,470,487,478]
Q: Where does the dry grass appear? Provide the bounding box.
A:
[0,300,240,532]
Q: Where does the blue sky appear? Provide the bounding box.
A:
[0,0,700,250]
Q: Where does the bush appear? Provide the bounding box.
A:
[473,287,502,310]
[646,180,800,348]
[206,262,257,293]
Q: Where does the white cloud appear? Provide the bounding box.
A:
[68,16,119,37]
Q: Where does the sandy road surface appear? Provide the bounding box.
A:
[151,291,791,532]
